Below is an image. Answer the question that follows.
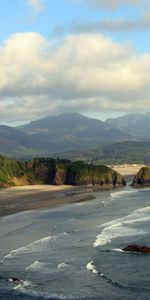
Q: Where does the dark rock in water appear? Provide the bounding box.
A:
[9,277,21,283]
[123,244,150,253]
[132,167,150,187]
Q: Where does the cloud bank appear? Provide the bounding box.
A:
[0,32,150,123]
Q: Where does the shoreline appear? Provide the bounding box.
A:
[0,183,125,217]
[0,185,96,217]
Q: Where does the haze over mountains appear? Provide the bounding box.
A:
[0,112,150,162]
[106,112,150,138]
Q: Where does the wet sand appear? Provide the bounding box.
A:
[0,185,95,217]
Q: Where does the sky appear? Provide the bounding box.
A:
[0,0,150,125]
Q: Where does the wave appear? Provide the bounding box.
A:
[26,260,70,274]
[111,248,124,253]
[13,279,33,293]
[25,260,49,271]
[111,187,150,200]
[94,225,144,247]
[93,205,150,247]
[86,261,98,274]
[13,279,76,299]
[2,235,55,261]
[57,262,69,270]
[110,189,139,199]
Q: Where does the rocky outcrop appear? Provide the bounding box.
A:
[132,166,150,187]
[54,165,67,185]
[0,155,126,188]
[123,244,150,253]
[54,163,126,187]
[9,277,22,283]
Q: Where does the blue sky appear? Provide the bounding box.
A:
[0,0,150,124]
[0,0,149,52]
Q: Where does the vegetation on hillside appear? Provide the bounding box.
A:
[54,161,124,186]
[0,155,125,188]
[0,155,25,187]
[55,141,150,165]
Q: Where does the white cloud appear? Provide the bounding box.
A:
[27,0,44,11]
[0,32,150,123]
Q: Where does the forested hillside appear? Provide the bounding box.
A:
[56,141,150,165]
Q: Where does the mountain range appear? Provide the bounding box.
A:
[0,112,150,161]
[106,112,150,138]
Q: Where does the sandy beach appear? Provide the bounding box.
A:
[112,164,144,176]
[0,185,95,217]
[0,165,142,217]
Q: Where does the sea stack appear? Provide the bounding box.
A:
[132,166,150,187]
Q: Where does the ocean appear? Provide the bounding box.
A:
[0,185,150,300]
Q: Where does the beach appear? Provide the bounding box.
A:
[112,164,144,176]
[0,185,95,217]
[0,165,140,217]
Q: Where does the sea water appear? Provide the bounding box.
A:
[0,185,150,299]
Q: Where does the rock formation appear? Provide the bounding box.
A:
[132,166,150,187]
[0,155,126,188]
[54,162,126,188]
[123,244,150,253]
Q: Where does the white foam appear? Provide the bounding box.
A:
[86,261,98,274]
[110,189,138,199]
[112,248,124,253]
[2,235,55,261]
[57,262,69,270]
[14,280,75,300]
[111,187,150,200]
[94,205,150,247]
[94,225,144,247]
[25,260,45,271]
[13,280,33,292]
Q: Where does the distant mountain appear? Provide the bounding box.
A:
[0,125,48,157]
[19,112,133,153]
[106,112,150,139]
[0,113,145,159]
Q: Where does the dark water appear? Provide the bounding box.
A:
[0,186,150,300]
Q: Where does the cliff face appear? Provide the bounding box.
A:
[0,156,126,188]
[54,162,126,187]
[132,167,150,187]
